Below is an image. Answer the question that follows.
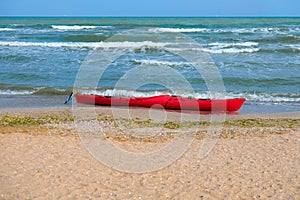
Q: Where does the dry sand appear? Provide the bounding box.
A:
[0,107,299,199]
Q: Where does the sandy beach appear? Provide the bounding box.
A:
[0,107,299,199]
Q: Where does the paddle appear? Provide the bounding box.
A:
[64,92,74,104]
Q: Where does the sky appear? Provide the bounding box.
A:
[0,0,299,17]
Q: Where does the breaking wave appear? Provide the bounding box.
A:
[0,40,267,54]
[0,28,15,31]
[51,25,112,30]
[131,59,188,66]
[77,89,300,103]
[149,27,300,34]
[0,41,169,49]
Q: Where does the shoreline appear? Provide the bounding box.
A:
[1,94,300,115]
[1,105,300,119]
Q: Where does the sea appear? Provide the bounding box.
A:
[0,17,299,114]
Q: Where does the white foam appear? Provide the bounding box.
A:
[0,90,34,95]
[202,47,260,54]
[201,42,260,54]
[96,41,169,48]
[212,28,274,33]
[148,27,298,34]
[80,89,300,103]
[286,44,300,50]
[0,40,261,54]
[132,59,188,66]
[51,25,103,30]
[0,28,15,31]
[289,27,300,33]
[94,89,166,97]
[0,39,263,55]
[208,42,259,48]
[0,41,170,49]
[149,28,209,33]
[225,92,300,103]
[0,41,96,48]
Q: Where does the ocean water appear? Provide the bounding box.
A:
[0,17,299,113]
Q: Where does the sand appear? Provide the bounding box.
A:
[0,107,299,199]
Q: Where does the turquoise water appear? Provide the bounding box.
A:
[0,17,299,113]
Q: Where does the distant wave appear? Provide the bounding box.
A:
[0,28,15,31]
[286,44,300,50]
[202,48,260,54]
[0,41,98,48]
[2,40,300,54]
[51,25,112,30]
[0,41,169,49]
[149,28,208,33]
[132,59,188,66]
[183,42,258,54]
[207,42,259,48]
[0,40,260,54]
[202,42,260,54]
[148,27,300,34]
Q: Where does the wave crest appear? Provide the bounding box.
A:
[78,89,300,103]
[51,25,107,30]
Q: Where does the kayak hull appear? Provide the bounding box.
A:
[76,94,246,112]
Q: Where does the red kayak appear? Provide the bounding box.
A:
[76,94,246,112]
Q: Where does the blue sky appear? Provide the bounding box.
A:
[0,0,299,16]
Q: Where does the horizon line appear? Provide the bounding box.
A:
[1,15,300,18]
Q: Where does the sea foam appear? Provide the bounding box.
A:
[149,27,300,34]
[0,28,15,31]
[79,89,300,103]
[0,41,169,49]
[51,25,102,30]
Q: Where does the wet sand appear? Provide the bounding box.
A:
[0,107,299,199]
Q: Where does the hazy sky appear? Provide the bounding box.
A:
[0,0,299,16]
